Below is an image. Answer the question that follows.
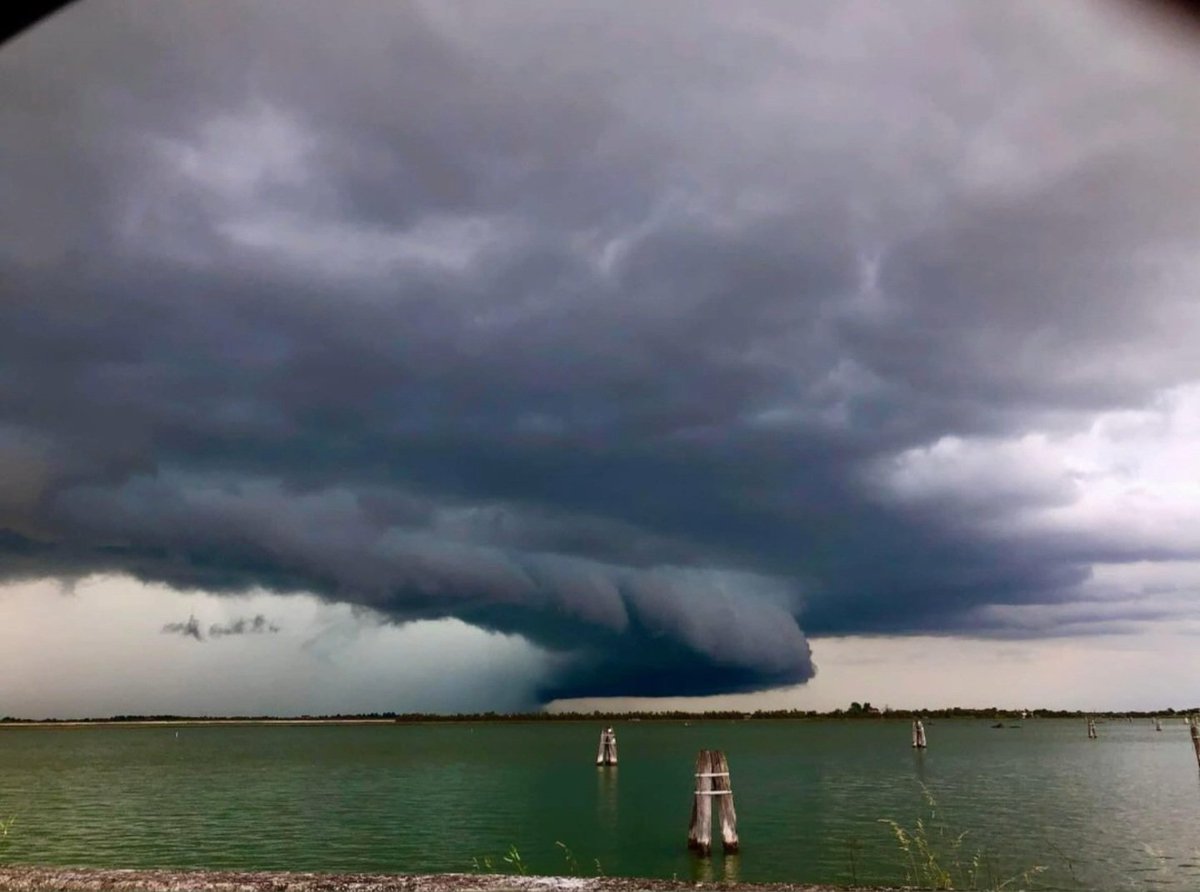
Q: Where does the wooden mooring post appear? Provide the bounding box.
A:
[911,719,927,749]
[1190,716,1200,768]
[1087,717,1098,739]
[595,727,618,766]
[687,749,738,856]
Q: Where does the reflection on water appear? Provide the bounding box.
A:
[689,854,713,884]
[688,849,740,883]
[721,853,741,883]
[912,748,928,783]
[595,766,617,830]
[2,720,1200,891]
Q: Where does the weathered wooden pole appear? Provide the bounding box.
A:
[711,750,739,853]
[912,719,927,749]
[687,750,714,855]
[1190,716,1200,768]
[595,727,618,766]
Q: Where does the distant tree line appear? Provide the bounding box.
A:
[3,704,1198,724]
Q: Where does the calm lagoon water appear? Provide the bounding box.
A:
[2,719,1199,890]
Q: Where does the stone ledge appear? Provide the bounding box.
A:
[0,867,894,892]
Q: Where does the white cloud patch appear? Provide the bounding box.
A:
[873,382,1200,546]
[154,103,314,200]
[220,212,519,280]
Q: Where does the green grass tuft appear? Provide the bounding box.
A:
[0,815,14,863]
[880,784,1046,890]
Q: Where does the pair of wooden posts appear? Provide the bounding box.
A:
[687,749,738,856]
[595,727,618,766]
[911,719,927,749]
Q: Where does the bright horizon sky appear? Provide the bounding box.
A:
[3,574,1199,719]
[4,1,1200,717]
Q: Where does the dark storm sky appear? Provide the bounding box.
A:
[3,0,1200,701]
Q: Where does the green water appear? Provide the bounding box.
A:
[2,719,1199,889]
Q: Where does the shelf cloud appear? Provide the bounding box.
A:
[3,0,1200,701]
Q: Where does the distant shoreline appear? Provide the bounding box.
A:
[0,718,403,728]
[0,708,1193,728]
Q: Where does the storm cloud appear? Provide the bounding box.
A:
[3,1,1200,700]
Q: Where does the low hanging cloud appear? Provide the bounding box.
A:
[162,613,282,641]
[210,614,281,637]
[162,615,203,642]
[4,0,1200,701]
